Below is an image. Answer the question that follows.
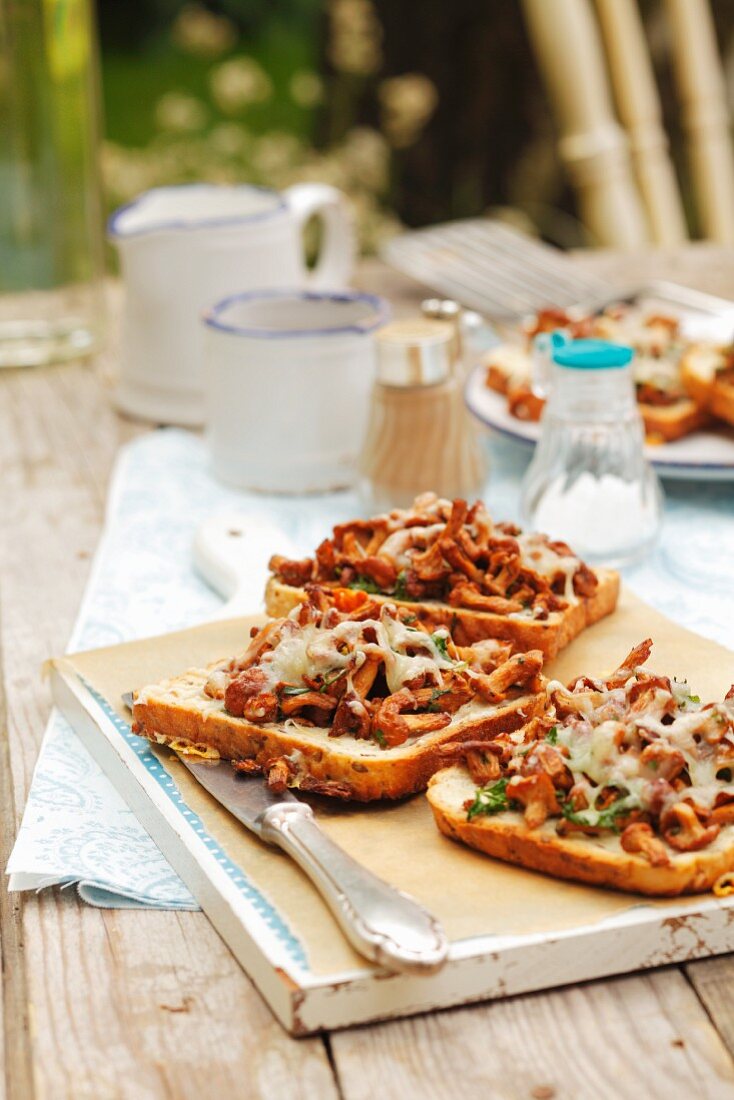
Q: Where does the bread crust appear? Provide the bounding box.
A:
[680,346,734,428]
[639,399,710,443]
[427,766,734,896]
[133,671,546,802]
[712,385,734,426]
[264,570,620,660]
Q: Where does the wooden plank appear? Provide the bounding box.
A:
[0,674,27,1100]
[685,957,734,1059]
[330,969,734,1100]
[24,895,338,1100]
[0,359,337,1099]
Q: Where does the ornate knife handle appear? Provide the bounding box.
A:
[258,802,448,974]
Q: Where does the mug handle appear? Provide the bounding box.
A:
[283,182,355,289]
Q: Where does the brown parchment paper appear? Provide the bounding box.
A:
[60,587,734,977]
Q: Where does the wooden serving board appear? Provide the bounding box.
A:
[50,589,734,1035]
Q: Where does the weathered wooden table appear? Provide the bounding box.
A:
[3,250,734,1100]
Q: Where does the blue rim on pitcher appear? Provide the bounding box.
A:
[107,183,288,239]
[202,289,391,339]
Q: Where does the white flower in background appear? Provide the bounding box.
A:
[290,70,324,108]
[209,122,252,157]
[342,127,390,191]
[210,57,273,114]
[285,155,351,192]
[101,143,157,202]
[171,3,237,57]
[328,0,383,76]
[342,190,402,252]
[378,73,438,148]
[155,91,208,133]
[252,132,305,176]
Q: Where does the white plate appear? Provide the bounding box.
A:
[465,364,734,481]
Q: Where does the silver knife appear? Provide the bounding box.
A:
[122,693,448,974]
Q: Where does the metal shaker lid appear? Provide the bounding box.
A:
[374,319,454,386]
[421,298,461,321]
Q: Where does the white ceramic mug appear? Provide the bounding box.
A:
[109,183,355,426]
[203,289,390,493]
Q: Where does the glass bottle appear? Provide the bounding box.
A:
[521,339,663,567]
[0,0,106,366]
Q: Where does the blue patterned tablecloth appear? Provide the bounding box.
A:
[7,428,734,908]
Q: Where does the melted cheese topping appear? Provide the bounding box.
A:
[547,674,734,822]
[485,345,531,385]
[516,533,580,603]
[259,606,458,695]
[633,355,681,392]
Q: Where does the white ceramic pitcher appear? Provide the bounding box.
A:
[108,182,355,426]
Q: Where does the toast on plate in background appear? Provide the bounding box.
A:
[483,303,711,443]
[680,344,734,427]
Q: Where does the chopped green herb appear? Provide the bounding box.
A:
[319,670,346,693]
[560,793,634,833]
[349,576,382,594]
[281,685,311,697]
[689,694,701,704]
[373,728,387,749]
[428,687,451,713]
[545,726,558,745]
[393,570,410,601]
[466,778,509,820]
[431,632,450,658]
[402,613,418,625]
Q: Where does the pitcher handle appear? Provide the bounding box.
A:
[283,182,355,289]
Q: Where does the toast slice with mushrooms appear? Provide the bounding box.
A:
[427,641,734,896]
[265,495,620,659]
[680,344,734,428]
[484,305,712,442]
[132,596,547,802]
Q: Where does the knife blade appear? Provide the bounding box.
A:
[122,692,448,974]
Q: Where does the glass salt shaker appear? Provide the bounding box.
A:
[520,339,663,567]
[531,330,569,399]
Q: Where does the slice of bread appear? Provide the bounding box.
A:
[639,398,710,443]
[680,345,721,407]
[132,671,545,802]
[427,765,734,896]
[483,344,531,394]
[264,568,620,660]
[681,345,734,427]
[712,379,734,427]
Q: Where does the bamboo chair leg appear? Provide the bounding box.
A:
[665,0,734,243]
[522,0,649,249]
[595,0,687,245]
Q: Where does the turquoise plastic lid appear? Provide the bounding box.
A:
[534,329,570,352]
[552,339,634,369]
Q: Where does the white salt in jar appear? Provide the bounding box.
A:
[520,339,663,567]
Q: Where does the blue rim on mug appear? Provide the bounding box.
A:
[107,183,288,239]
[202,289,391,339]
